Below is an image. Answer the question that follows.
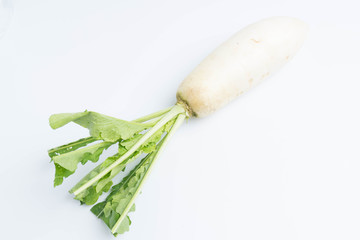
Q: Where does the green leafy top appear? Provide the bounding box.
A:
[49,111,148,142]
[48,106,187,237]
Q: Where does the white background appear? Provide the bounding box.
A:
[1,0,360,239]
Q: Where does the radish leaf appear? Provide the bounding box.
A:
[51,141,113,186]
[49,111,148,142]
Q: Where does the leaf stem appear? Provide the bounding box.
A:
[72,105,185,196]
[139,116,162,127]
[111,113,186,234]
[133,106,172,123]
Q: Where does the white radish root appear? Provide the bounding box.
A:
[177,16,308,117]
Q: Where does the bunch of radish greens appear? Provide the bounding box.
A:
[48,17,307,237]
[49,105,186,235]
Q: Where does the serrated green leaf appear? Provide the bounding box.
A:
[49,111,148,142]
[48,137,97,158]
[49,112,88,129]
[53,141,112,172]
[90,151,156,235]
[54,164,73,187]
[52,141,113,186]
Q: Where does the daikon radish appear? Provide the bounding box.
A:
[48,16,307,236]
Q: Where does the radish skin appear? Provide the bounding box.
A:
[177,16,308,117]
